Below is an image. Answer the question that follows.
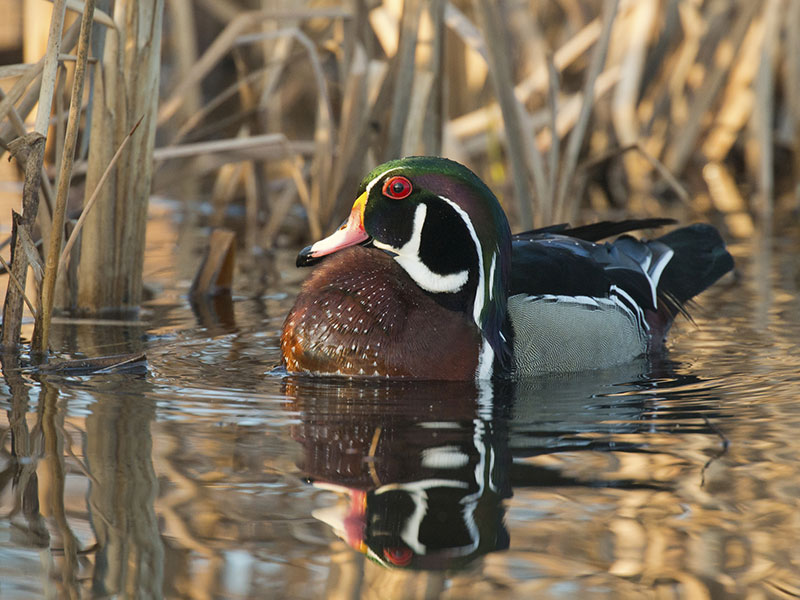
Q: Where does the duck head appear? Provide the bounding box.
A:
[297,156,513,374]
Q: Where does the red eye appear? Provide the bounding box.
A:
[382,176,412,199]
[383,546,413,566]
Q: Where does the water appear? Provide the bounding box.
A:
[1,217,799,598]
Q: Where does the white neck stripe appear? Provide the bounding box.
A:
[437,195,496,380]
[436,196,486,327]
[373,203,469,293]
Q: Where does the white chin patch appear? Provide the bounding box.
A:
[373,203,469,294]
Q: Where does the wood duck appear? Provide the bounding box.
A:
[281,157,733,380]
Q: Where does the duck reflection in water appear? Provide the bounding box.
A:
[284,359,708,572]
[287,378,512,571]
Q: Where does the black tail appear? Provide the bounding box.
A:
[657,224,734,307]
[645,224,733,348]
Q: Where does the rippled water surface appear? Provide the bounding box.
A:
[1,213,799,598]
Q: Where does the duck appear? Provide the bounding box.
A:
[281,156,733,380]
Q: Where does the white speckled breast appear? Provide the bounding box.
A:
[282,246,481,380]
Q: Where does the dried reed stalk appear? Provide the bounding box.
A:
[402,69,435,156]
[0,64,35,79]
[189,228,236,297]
[54,64,66,177]
[554,0,619,222]
[754,0,781,222]
[77,0,164,313]
[1,134,45,349]
[0,242,37,318]
[788,0,800,207]
[33,0,68,137]
[611,1,658,189]
[0,83,55,245]
[701,13,765,163]
[545,53,560,225]
[663,1,761,175]
[64,0,115,27]
[327,52,389,228]
[400,0,440,158]
[58,116,143,274]
[157,7,349,127]
[153,132,306,161]
[386,0,422,158]
[473,0,535,227]
[166,0,201,122]
[0,18,83,351]
[420,0,445,156]
[33,0,96,357]
[328,44,369,218]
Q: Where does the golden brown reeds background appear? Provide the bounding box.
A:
[0,0,798,354]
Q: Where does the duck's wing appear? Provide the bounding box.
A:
[512,218,676,243]
[510,233,673,313]
[510,223,734,333]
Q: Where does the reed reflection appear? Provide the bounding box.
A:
[1,354,48,550]
[85,380,164,598]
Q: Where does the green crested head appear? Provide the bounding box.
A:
[357,156,513,373]
[298,156,513,375]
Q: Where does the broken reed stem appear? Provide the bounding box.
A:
[1,135,46,350]
[58,116,144,274]
[0,90,53,322]
[0,251,37,319]
[32,0,96,358]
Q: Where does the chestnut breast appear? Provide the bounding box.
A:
[281,246,481,380]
